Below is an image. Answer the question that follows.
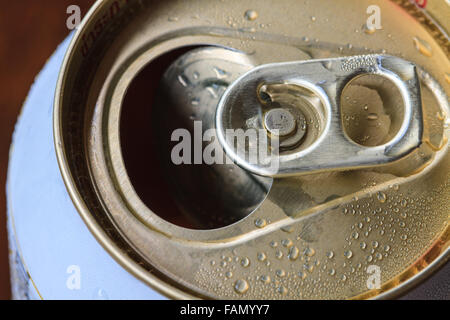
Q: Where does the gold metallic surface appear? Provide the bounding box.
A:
[54,0,449,299]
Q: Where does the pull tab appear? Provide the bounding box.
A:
[216,55,423,177]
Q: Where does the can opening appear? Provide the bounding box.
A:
[120,47,199,229]
[120,46,272,230]
[340,74,405,147]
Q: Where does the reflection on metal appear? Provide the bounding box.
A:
[217,55,424,177]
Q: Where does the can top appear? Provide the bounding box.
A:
[54,0,450,299]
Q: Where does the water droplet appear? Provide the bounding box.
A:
[328,268,336,276]
[234,280,249,294]
[277,286,288,295]
[344,250,353,259]
[363,24,376,35]
[377,192,387,203]
[276,269,286,278]
[226,271,233,278]
[288,246,300,261]
[281,239,293,248]
[413,37,432,57]
[241,257,250,268]
[326,251,334,259]
[304,247,315,257]
[213,67,228,79]
[206,85,219,98]
[257,252,267,262]
[298,271,307,280]
[178,74,189,87]
[244,10,258,21]
[255,218,267,228]
[260,275,271,284]
[304,264,314,273]
[275,250,284,259]
[360,242,367,250]
[323,61,333,70]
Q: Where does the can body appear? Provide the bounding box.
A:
[7,36,164,300]
[7,0,450,300]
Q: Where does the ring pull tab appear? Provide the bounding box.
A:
[216,55,423,177]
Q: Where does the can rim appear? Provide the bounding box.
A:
[53,0,197,300]
[53,0,450,300]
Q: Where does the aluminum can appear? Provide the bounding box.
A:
[7,0,450,299]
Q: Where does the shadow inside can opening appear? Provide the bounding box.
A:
[121,45,272,230]
[120,47,199,229]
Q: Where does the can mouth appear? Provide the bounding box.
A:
[120,45,273,230]
[54,0,450,300]
[119,46,202,229]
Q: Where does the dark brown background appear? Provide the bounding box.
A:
[0,0,94,300]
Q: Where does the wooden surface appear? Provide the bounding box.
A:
[0,0,94,300]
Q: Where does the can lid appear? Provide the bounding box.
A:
[54,0,450,299]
